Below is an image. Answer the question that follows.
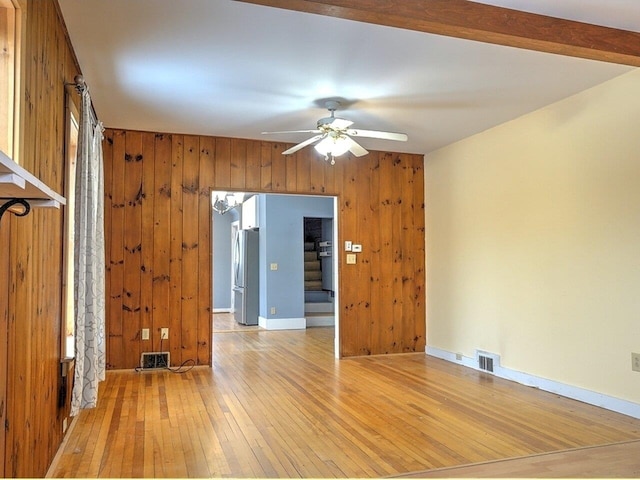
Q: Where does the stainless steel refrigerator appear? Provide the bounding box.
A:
[233,229,259,325]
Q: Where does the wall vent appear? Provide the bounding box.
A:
[140,352,170,370]
[476,350,500,374]
[478,354,494,372]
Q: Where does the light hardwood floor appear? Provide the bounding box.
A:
[48,326,640,478]
[397,439,640,477]
[213,312,260,333]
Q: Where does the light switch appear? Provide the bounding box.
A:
[270,263,278,270]
[346,253,357,264]
[352,244,362,252]
[345,241,352,252]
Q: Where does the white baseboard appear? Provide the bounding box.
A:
[258,316,306,330]
[426,346,640,420]
[212,308,232,313]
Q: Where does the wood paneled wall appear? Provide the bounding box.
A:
[103,129,426,368]
[1,0,81,477]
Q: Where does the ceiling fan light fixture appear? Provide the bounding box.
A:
[314,135,350,158]
[262,99,408,165]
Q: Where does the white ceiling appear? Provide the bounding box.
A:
[57,0,640,156]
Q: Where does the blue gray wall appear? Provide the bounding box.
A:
[212,208,239,310]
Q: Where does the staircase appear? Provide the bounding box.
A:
[304,242,323,292]
[304,241,334,326]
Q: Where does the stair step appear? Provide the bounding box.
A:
[305,291,331,303]
[305,312,335,327]
[304,280,323,291]
[304,251,318,261]
[305,301,334,313]
[304,260,320,271]
[304,270,322,281]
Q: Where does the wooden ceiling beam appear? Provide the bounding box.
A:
[235,0,640,67]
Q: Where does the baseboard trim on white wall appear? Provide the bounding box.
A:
[212,308,232,313]
[426,346,640,420]
[258,316,306,330]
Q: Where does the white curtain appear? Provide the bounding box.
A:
[70,87,106,417]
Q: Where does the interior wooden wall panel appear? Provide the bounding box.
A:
[230,138,246,189]
[103,127,425,368]
[367,153,382,354]
[0,217,9,479]
[354,153,372,355]
[140,132,155,352]
[150,133,171,353]
[197,137,214,365]
[2,1,81,476]
[260,141,272,191]
[214,137,231,188]
[123,131,143,368]
[411,160,426,348]
[245,139,262,192]
[181,135,200,363]
[106,130,125,367]
[169,135,184,362]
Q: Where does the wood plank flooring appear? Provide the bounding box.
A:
[213,312,260,333]
[48,326,640,478]
[397,440,640,478]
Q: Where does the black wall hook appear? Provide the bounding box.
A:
[0,198,31,221]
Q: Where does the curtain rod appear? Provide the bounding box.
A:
[65,74,99,125]
[65,74,88,93]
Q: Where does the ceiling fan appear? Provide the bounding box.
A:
[262,100,408,165]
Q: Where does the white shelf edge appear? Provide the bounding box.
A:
[0,150,66,206]
[0,172,26,190]
[28,199,62,209]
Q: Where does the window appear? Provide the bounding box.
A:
[62,97,79,358]
[0,0,22,160]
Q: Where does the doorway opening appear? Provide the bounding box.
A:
[211,192,339,357]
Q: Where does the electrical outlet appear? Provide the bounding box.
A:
[161,328,169,340]
[632,352,640,372]
[141,328,149,340]
[270,307,276,315]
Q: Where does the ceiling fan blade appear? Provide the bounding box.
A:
[346,129,408,142]
[330,118,354,129]
[262,129,321,135]
[282,134,325,155]
[344,137,368,157]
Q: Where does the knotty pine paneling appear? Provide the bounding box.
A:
[2,0,82,477]
[104,129,425,368]
[0,216,9,479]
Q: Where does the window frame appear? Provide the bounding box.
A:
[0,0,24,162]
[61,93,79,358]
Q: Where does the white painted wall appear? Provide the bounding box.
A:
[425,69,640,405]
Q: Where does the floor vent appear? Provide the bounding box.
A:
[140,352,170,370]
[476,350,499,374]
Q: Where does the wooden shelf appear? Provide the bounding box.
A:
[0,149,66,209]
